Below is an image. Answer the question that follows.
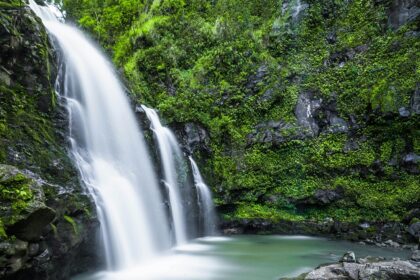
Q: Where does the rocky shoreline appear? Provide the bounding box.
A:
[221,218,420,249]
[282,250,420,280]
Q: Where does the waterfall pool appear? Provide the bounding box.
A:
[75,235,410,280]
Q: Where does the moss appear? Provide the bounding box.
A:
[0,168,34,225]
[63,215,78,235]
[235,204,304,222]
[0,218,6,239]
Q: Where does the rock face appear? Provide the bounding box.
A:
[248,92,350,145]
[180,122,211,154]
[294,91,321,137]
[0,2,100,279]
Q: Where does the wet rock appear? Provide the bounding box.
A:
[340,251,356,263]
[408,222,420,239]
[357,256,385,264]
[315,188,343,205]
[410,250,420,262]
[0,165,56,241]
[184,123,210,154]
[398,107,411,117]
[384,239,400,248]
[324,115,348,133]
[304,263,348,280]
[295,91,321,137]
[7,207,56,241]
[388,0,420,29]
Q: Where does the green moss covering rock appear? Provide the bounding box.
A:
[0,164,55,241]
[64,0,419,227]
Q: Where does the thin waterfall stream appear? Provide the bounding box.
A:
[141,105,188,245]
[189,157,218,236]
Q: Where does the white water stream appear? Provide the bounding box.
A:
[141,105,188,245]
[189,157,218,236]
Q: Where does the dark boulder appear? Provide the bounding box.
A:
[7,207,55,242]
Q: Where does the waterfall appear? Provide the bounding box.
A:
[292,0,308,20]
[141,105,188,244]
[189,157,218,236]
[29,0,171,270]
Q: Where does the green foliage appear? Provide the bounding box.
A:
[65,0,420,223]
[235,203,304,222]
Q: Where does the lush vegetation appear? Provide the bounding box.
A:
[63,0,419,223]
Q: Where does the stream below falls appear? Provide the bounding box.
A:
[75,235,409,280]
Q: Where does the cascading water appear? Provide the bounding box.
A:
[141,105,188,244]
[189,157,218,236]
[292,0,308,20]
[29,0,171,270]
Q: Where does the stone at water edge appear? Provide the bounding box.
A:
[408,222,420,239]
[411,250,420,262]
[340,251,356,263]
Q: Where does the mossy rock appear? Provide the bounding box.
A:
[0,164,55,241]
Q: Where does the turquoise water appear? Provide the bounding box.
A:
[76,235,409,280]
